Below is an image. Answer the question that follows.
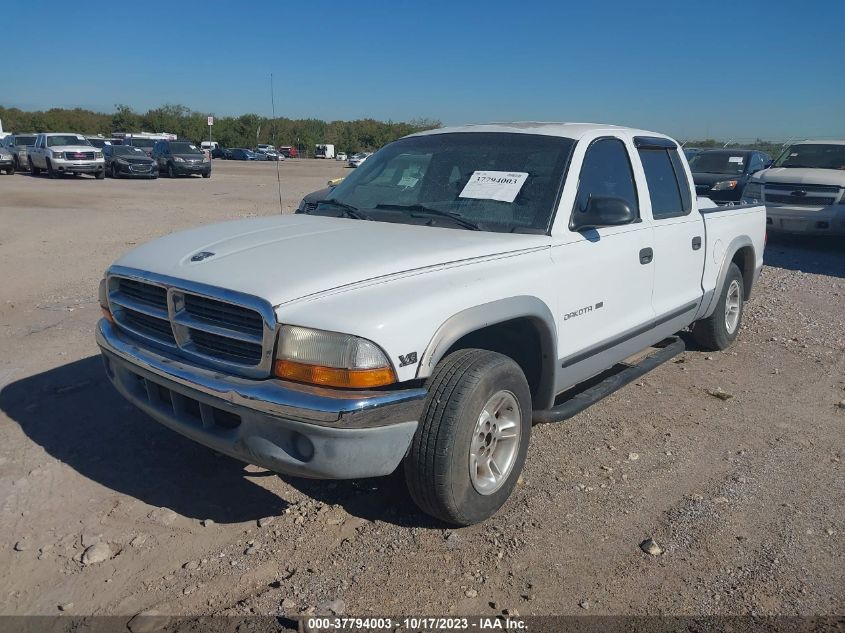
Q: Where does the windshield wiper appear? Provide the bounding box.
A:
[374,203,482,231]
[314,199,372,220]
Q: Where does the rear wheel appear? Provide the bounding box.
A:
[404,349,531,526]
[29,158,40,176]
[691,263,744,351]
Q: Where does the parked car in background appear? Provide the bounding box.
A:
[0,145,14,174]
[255,148,284,161]
[123,137,158,157]
[86,136,112,149]
[1,133,37,171]
[104,144,158,179]
[211,146,231,159]
[228,148,259,161]
[688,149,771,204]
[348,152,372,167]
[256,144,275,153]
[201,141,220,152]
[742,140,845,235]
[152,140,211,178]
[278,146,298,158]
[336,152,348,161]
[28,133,105,179]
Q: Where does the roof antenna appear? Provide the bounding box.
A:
[270,73,283,215]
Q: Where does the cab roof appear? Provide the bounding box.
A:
[409,122,675,142]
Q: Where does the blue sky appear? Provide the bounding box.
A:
[5,1,843,140]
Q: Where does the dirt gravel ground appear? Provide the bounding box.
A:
[0,161,842,622]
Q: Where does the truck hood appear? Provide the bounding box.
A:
[753,167,845,187]
[112,215,549,307]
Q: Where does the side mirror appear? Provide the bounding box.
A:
[570,196,636,231]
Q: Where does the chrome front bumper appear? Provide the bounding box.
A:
[96,319,426,478]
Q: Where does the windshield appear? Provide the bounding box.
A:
[128,138,156,148]
[113,146,146,156]
[170,142,202,154]
[688,152,749,175]
[772,144,845,170]
[15,135,37,146]
[47,135,90,147]
[319,132,576,233]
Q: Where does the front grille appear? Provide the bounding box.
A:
[122,309,175,343]
[189,329,263,364]
[184,294,263,336]
[64,151,95,160]
[108,274,273,376]
[303,202,318,213]
[766,193,836,206]
[118,278,167,309]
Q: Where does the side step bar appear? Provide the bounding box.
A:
[532,336,685,425]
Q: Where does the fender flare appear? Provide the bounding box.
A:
[698,235,756,320]
[416,296,558,409]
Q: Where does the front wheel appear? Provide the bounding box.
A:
[95,169,105,180]
[111,164,120,178]
[691,262,744,351]
[404,349,532,526]
[46,160,57,179]
[29,158,41,176]
[167,164,176,178]
[202,171,211,179]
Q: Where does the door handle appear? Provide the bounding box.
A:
[692,236,702,250]
[639,247,654,265]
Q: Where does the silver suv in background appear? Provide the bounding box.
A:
[2,133,37,171]
[742,140,845,235]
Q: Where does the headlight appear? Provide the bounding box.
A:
[712,180,738,191]
[98,278,114,323]
[273,325,396,388]
[52,151,64,159]
[741,181,763,204]
[174,156,185,163]
[95,151,103,159]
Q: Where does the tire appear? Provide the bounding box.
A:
[111,164,120,179]
[168,164,176,178]
[202,171,211,179]
[95,169,105,180]
[404,349,532,526]
[5,167,13,175]
[691,262,744,351]
[46,160,57,179]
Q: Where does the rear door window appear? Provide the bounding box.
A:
[638,148,691,219]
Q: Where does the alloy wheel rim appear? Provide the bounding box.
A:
[469,390,521,495]
[725,279,742,334]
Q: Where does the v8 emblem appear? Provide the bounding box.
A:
[398,352,418,367]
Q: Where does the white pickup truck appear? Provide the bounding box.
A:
[96,123,766,525]
[29,133,105,178]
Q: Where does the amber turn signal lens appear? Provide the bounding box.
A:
[101,307,115,324]
[274,359,395,388]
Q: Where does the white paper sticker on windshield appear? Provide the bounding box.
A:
[459,171,528,203]
[397,175,419,188]
[728,156,744,163]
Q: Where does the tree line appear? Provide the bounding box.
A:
[0,104,441,156]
